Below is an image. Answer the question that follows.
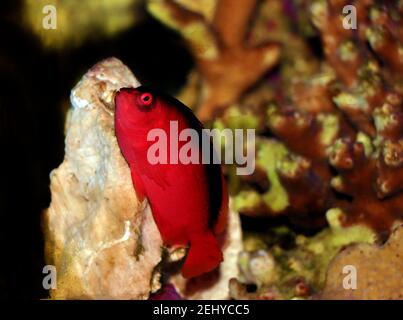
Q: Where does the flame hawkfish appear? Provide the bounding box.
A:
[114,86,228,278]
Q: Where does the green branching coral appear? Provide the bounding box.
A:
[233,139,292,215]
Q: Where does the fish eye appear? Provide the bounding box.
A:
[140,92,153,106]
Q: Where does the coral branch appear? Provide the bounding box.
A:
[147,0,280,121]
[328,132,403,233]
[212,0,257,48]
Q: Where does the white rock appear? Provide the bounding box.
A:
[44,58,163,299]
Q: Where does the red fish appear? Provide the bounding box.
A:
[114,86,228,278]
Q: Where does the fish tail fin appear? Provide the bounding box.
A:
[181,232,223,279]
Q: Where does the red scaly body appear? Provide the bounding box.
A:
[114,86,228,278]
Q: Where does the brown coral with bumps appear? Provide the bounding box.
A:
[225,0,403,234]
[328,95,403,234]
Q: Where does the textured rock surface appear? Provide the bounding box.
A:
[320,223,403,300]
[44,58,166,299]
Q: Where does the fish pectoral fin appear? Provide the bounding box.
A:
[129,165,147,201]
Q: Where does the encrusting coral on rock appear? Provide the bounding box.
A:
[44,57,242,300]
[229,209,376,299]
[320,223,403,299]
